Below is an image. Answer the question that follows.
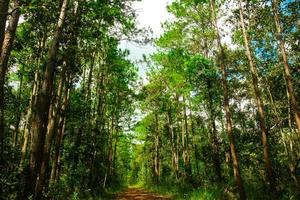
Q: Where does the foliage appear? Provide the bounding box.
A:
[0,0,299,199]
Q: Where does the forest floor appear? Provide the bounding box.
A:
[116,187,171,200]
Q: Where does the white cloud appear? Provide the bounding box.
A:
[133,0,174,37]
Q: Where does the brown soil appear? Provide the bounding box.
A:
[116,187,171,200]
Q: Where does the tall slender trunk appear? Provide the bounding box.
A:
[54,118,66,183]
[238,0,278,197]
[183,96,191,175]
[96,60,107,181]
[36,60,67,197]
[206,80,222,181]
[189,105,200,177]
[85,55,94,119]
[267,79,300,191]
[96,60,106,136]
[103,113,114,188]
[172,95,179,178]
[271,0,300,136]
[209,0,246,199]
[0,0,10,49]
[154,113,160,183]
[176,120,180,178]
[54,99,69,184]
[180,96,187,174]
[13,67,23,147]
[0,0,19,161]
[20,70,40,168]
[24,0,69,198]
[112,114,119,177]
[20,33,46,168]
[50,74,71,183]
[167,111,176,174]
[112,92,121,177]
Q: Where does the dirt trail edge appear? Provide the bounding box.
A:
[116,187,171,200]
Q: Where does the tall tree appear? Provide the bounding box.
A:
[238,0,278,197]
[24,0,69,198]
[271,0,300,136]
[0,0,11,161]
[209,0,246,198]
[0,0,10,51]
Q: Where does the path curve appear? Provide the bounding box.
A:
[116,187,171,200]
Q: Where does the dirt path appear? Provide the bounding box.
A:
[116,187,171,200]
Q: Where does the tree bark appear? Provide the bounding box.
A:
[175,107,180,179]
[111,91,121,178]
[13,66,23,147]
[271,0,300,136]
[24,0,69,198]
[103,113,115,188]
[206,80,222,181]
[189,105,200,177]
[167,111,176,175]
[182,96,191,177]
[0,0,18,161]
[154,113,160,183]
[238,0,278,197]
[50,74,71,184]
[0,0,10,51]
[20,69,40,168]
[209,0,246,199]
[36,60,67,197]
[179,96,188,176]
[112,111,120,178]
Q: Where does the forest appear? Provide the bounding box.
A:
[0,0,299,199]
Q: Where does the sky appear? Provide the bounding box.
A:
[120,0,236,80]
[120,0,174,79]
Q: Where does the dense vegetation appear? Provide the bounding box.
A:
[0,0,299,199]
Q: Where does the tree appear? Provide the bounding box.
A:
[209,0,246,198]
[0,0,11,162]
[237,0,278,197]
[24,0,69,198]
[271,0,300,136]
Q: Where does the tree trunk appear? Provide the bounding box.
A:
[206,80,222,181]
[54,121,66,183]
[112,92,121,177]
[85,55,94,124]
[0,0,19,161]
[267,77,300,191]
[96,60,106,138]
[209,0,246,199]
[20,30,47,168]
[175,114,180,179]
[36,60,67,197]
[20,70,40,168]
[189,105,200,177]
[167,111,176,174]
[50,75,71,184]
[183,97,190,171]
[0,0,10,50]
[13,66,23,147]
[154,113,160,183]
[271,0,300,136]
[103,113,114,188]
[179,96,188,176]
[238,0,278,197]
[24,0,69,198]
[112,116,119,177]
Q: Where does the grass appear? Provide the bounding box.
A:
[140,180,229,200]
